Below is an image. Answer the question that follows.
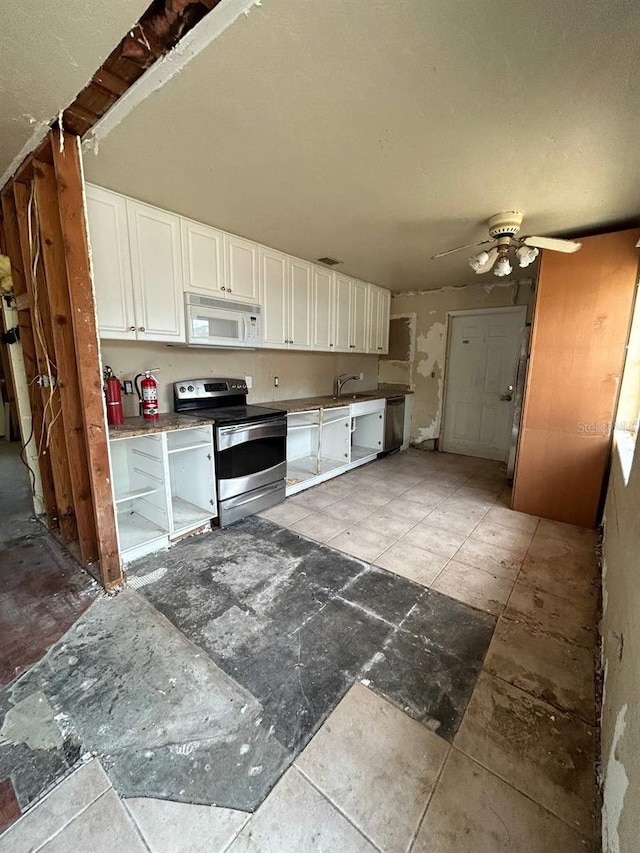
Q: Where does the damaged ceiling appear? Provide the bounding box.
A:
[0,0,150,184]
[14,0,640,292]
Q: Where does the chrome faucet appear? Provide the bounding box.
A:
[335,373,360,397]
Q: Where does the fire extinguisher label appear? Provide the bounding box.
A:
[142,387,157,401]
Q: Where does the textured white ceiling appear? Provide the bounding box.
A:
[84,0,640,291]
[0,0,149,183]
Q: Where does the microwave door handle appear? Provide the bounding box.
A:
[242,314,248,343]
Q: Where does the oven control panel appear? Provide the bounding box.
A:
[174,378,247,402]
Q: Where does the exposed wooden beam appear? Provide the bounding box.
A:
[13,182,78,543]
[34,159,99,564]
[52,135,122,588]
[0,193,58,527]
[92,68,130,98]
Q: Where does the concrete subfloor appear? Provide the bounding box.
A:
[0,449,600,851]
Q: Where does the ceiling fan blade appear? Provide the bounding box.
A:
[474,246,499,274]
[523,235,582,253]
[431,239,493,260]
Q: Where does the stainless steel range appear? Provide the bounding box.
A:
[174,378,287,527]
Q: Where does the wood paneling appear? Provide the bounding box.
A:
[513,228,640,528]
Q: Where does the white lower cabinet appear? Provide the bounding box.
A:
[286,400,385,495]
[110,426,216,562]
[350,398,385,461]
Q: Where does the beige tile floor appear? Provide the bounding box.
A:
[1,449,600,852]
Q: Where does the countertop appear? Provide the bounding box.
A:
[108,412,212,439]
[267,386,412,414]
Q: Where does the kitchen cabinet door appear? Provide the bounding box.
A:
[367,285,381,353]
[289,259,313,349]
[127,201,185,342]
[334,274,352,352]
[351,279,369,352]
[379,288,391,354]
[224,234,259,303]
[260,247,288,348]
[85,185,136,340]
[181,218,223,297]
[312,266,334,350]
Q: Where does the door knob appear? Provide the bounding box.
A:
[500,384,514,402]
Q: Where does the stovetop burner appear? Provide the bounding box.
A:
[173,378,285,425]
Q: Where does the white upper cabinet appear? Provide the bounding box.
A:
[351,279,369,352]
[224,234,259,303]
[334,274,352,351]
[86,183,391,351]
[379,288,391,353]
[181,218,223,297]
[367,285,391,354]
[334,274,370,352]
[127,201,185,342]
[289,259,312,349]
[260,247,288,348]
[261,251,312,349]
[312,265,334,351]
[85,185,136,340]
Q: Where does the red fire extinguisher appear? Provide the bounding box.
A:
[135,369,160,420]
[103,366,124,426]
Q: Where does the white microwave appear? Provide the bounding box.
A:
[185,293,262,348]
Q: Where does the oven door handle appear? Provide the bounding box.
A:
[217,419,287,449]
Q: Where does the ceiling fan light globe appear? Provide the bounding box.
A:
[494,257,512,277]
[516,245,539,268]
[469,251,490,272]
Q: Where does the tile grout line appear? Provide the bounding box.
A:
[120,799,153,853]
[31,786,114,853]
[407,744,453,852]
[451,735,594,840]
[291,765,386,853]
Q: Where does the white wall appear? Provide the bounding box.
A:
[601,437,640,853]
[100,340,379,416]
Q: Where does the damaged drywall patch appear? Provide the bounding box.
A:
[416,322,446,377]
[602,704,629,853]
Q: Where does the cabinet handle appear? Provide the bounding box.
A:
[228,289,232,293]
[221,286,226,291]
[344,453,348,458]
[330,343,334,347]
[207,453,211,460]
[129,326,136,332]
[139,326,145,332]
[378,347,382,350]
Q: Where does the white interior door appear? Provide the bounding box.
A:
[442,308,525,461]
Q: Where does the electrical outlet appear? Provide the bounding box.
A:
[274,376,279,387]
[359,372,364,381]
[245,376,253,389]
[123,380,134,395]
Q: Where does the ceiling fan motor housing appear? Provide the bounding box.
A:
[488,211,524,240]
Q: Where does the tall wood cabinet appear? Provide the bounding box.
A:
[513,228,640,528]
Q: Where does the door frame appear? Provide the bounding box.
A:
[440,305,527,457]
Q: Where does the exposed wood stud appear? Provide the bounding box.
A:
[92,68,130,98]
[13,182,78,543]
[0,193,58,527]
[34,159,99,564]
[52,135,122,588]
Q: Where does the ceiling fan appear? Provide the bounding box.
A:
[431,211,582,277]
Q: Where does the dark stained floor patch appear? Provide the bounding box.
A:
[131,518,496,748]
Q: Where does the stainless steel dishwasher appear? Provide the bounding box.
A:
[384,396,405,452]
